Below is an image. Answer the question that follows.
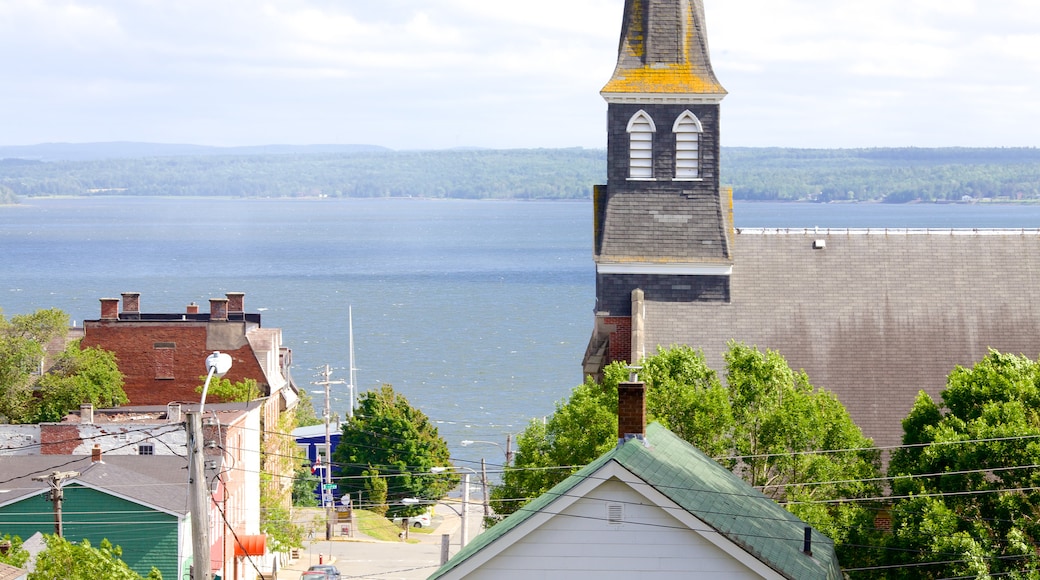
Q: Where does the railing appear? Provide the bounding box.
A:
[735,228,1040,236]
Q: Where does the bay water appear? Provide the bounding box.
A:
[3,197,1040,471]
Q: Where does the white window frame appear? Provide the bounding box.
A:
[627,110,656,180]
[673,110,703,180]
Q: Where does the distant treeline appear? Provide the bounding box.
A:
[2,144,1040,203]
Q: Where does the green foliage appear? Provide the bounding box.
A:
[294,389,323,427]
[0,533,29,568]
[332,384,457,517]
[30,343,126,423]
[364,468,389,517]
[1,149,604,200]
[491,343,881,562]
[0,183,18,204]
[291,463,320,507]
[7,146,1040,202]
[490,377,619,517]
[29,535,159,580]
[260,472,304,551]
[0,309,125,424]
[196,376,261,403]
[878,350,1040,579]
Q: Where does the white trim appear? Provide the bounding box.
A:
[440,460,784,580]
[597,263,733,276]
[672,111,704,133]
[603,92,726,105]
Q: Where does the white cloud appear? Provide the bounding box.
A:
[2,0,1039,148]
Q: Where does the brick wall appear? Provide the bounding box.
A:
[82,321,266,405]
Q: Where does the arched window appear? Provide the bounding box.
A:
[673,111,703,179]
[627,111,656,179]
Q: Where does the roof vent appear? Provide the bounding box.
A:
[812,239,826,250]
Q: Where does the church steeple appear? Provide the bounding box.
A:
[601,0,726,100]
[586,0,731,377]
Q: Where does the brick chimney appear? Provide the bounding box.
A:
[209,298,229,321]
[186,302,199,315]
[618,377,647,444]
[100,298,119,320]
[121,292,141,315]
[80,403,94,424]
[226,292,245,316]
[91,443,103,463]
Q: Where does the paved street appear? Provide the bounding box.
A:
[276,501,483,580]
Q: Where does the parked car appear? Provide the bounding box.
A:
[300,572,328,580]
[393,512,432,528]
[306,564,341,579]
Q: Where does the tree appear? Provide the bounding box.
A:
[195,376,260,403]
[0,308,68,422]
[878,350,1040,579]
[331,384,457,516]
[0,533,29,568]
[29,535,161,580]
[30,343,126,423]
[492,343,881,561]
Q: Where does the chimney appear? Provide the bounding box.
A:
[80,403,94,424]
[186,302,199,315]
[121,292,141,315]
[803,527,813,556]
[167,403,182,423]
[91,443,103,463]
[618,375,646,444]
[100,298,119,320]
[209,298,229,321]
[226,292,245,315]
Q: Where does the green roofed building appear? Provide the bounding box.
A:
[0,455,195,580]
[430,381,840,579]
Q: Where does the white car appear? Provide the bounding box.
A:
[393,512,432,528]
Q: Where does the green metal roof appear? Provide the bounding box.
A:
[429,423,841,579]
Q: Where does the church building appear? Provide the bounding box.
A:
[583,0,1040,451]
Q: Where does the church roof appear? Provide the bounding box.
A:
[602,0,727,98]
[430,423,841,579]
[643,229,1040,452]
[595,187,733,264]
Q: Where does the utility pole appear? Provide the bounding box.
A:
[314,365,344,541]
[187,411,211,580]
[32,470,79,537]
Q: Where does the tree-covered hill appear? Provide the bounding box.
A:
[2,144,1040,202]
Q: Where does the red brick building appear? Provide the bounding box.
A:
[81,291,297,412]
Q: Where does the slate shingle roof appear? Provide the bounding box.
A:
[645,230,1040,451]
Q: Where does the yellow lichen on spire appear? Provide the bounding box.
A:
[601,63,723,94]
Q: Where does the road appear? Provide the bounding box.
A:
[276,501,484,580]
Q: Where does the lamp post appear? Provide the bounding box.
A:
[189,351,231,580]
[460,437,513,465]
[431,466,478,547]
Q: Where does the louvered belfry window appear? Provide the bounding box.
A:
[628,111,655,179]
[674,111,703,179]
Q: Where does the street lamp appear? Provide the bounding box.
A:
[198,351,232,414]
[431,466,479,547]
[460,438,513,465]
[191,351,231,580]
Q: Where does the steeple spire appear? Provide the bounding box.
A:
[602,0,726,100]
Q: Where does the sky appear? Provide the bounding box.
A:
[2,0,1040,150]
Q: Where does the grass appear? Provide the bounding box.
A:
[354,510,421,543]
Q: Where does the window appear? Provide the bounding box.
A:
[154,343,175,380]
[627,111,656,179]
[138,443,155,455]
[673,111,703,179]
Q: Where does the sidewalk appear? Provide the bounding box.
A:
[275,503,470,580]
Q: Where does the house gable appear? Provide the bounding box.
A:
[432,424,840,579]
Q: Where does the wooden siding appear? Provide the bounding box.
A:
[463,479,767,579]
[0,485,180,580]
